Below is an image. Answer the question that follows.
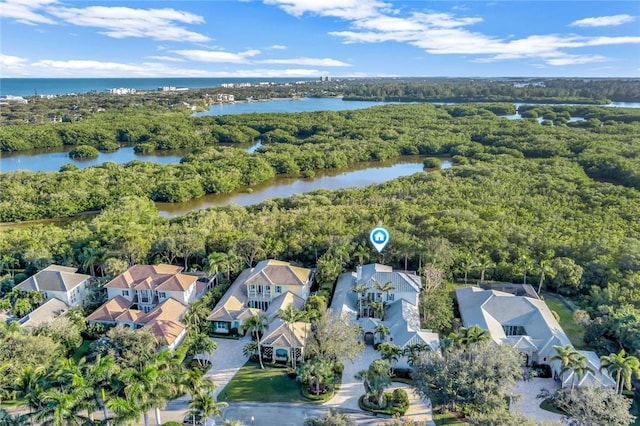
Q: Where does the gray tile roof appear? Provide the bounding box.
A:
[16,265,90,293]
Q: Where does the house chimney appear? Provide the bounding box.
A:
[357,265,362,281]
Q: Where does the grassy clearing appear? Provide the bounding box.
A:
[219,362,306,403]
[542,294,586,349]
[432,410,466,425]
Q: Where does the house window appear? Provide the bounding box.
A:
[122,290,129,296]
[503,325,527,336]
[387,293,395,301]
[275,286,282,294]
[158,292,166,299]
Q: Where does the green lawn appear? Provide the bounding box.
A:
[219,362,306,403]
[72,340,93,363]
[432,411,466,425]
[542,294,586,349]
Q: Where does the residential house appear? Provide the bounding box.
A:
[88,264,215,350]
[19,298,70,328]
[331,263,440,367]
[455,286,615,389]
[207,259,314,363]
[15,264,91,307]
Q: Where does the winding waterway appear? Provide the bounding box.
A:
[157,157,451,217]
[0,157,451,229]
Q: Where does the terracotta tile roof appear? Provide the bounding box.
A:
[139,298,187,324]
[114,309,144,323]
[134,277,154,290]
[86,296,131,322]
[155,273,197,292]
[104,264,183,290]
[144,320,186,346]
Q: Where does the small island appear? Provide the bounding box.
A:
[68,144,99,159]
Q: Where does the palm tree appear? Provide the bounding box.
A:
[205,252,227,278]
[376,342,402,374]
[463,325,491,346]
[105,395,142,426]
[373,280,395,303]
[188,391,227,426]
[182,369,216,401]
[119,364,161,426]
[297,358,334,395]
[369,301,386,320]
[570,353,595,390]
[405,343,431,366]
[477,254,494,283]
[240,314,269,369]
[355,359,391,408]
[12,366,49,424]
[351,283,369,318]
[600,349,640,394]
[34,388,92,426]
[374,324,390,344]
[550,344,580,385]
[536,259,555,295]
[242,340,259,362]
[277,305,306,369]
[84,355,118,425]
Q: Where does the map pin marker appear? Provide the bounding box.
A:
[369,227,390,253]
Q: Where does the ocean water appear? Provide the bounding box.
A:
[0,77,316,97]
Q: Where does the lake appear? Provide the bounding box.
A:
[157,157,452,217]
[0,157,452,228]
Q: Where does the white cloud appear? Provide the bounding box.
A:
[546,55,607,66]
[258,57,351,66]
[23,58,326,77]
[0,0,57,25]
[264,0,640,67]
[571,14,635,27]
[264,0,390,20]
[145,55,185,62]
[269,44,288,49]
[28,59,213,77]
[0,53,28,75]
[47,6,210,42]
[170,49,261,63]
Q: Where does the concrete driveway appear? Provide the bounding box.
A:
[324,345,436,425]
[511,377,564,424]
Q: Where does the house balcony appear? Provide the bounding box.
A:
[247,292,272,300]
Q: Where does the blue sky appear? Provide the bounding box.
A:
[1,0,639,78]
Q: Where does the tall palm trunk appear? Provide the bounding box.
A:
[155,407,162,426]
[256,331,265,369]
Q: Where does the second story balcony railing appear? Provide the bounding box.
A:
[247,291,272,300]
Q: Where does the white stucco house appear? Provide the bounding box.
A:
[456,286,615,389]
[15,264,91,307]
[87,264,215,349]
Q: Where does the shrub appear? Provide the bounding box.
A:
[423,157,442,168]
[333,362,344,377]
[391,388,410,410]
[69,145,99,159]
[98,141,120,151]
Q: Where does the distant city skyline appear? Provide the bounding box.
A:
[1,0,639,78]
